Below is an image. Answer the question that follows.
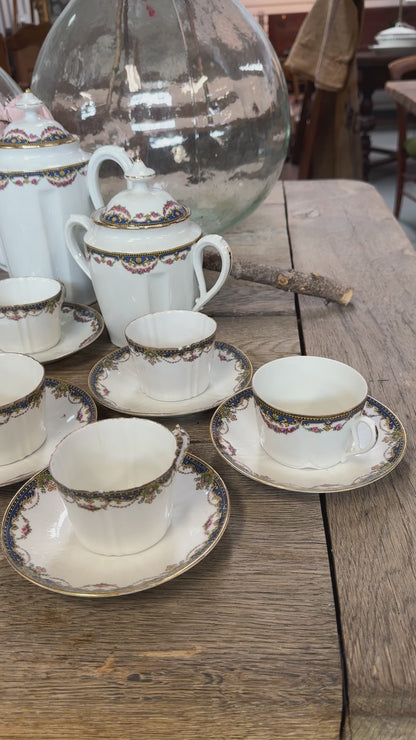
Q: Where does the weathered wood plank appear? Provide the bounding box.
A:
[385,80,416,117]
[284,178,416,736]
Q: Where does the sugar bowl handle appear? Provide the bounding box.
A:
[192,234,232,312]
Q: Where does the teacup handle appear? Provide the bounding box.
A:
[57,279,66,305]
[192,235,232,312]
[172,425,190,469]
[87,144,133,209]
[65,215,93,281]
[342,416,378,462]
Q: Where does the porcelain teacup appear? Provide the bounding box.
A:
[49,417,190,556]
[0,276,64,353]
[125,310,217,402]
[252,355,378,469]
[0,353,46,465]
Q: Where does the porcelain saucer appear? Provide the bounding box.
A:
[210,388,407,493]
[0,377,97,487]
[88,341,252,417]
[26,303,104,364]
[2,453,230,597]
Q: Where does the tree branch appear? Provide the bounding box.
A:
[203,253,353,306]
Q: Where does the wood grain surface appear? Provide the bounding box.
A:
[0,186,342,739]
[285,179,416,738]
[385,80,416,117]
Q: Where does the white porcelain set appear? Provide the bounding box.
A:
[0,352,46,466]
[49,418,190,557]
[65,145,232,346]
[47,310,217,557]
[0,276,64,353]
[0,98,397,570]
[125,310,217,402]
[252,356,377,470]
[375,22,416,48]
[0,91,94,305]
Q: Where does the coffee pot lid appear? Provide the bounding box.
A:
[95,158,191,229]
[0,90,77,148]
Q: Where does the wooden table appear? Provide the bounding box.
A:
[1,179,416,738]
[356,49,409,180]
[386,78,416,116]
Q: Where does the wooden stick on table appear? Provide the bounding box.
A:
[203,252,354,306]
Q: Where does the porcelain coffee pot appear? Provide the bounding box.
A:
[0,91,95,304]
[65,145,232,346]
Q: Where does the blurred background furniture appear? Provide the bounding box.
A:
[281,0,364,181]
[6,20,51,89]
[0,33,11,76]
[0,1,51,89]
[269,3,416,180]
[386,56,416,216]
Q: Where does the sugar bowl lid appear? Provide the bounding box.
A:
[0,90,76,148]
[93,158,191,229]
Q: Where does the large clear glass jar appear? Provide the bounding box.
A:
[33,0,290,235]
[0,68,21,108]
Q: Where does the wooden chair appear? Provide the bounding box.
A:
[10,0,50,31]
[6,21,51,89]
[388,55,416,219]
[32,0,50,24]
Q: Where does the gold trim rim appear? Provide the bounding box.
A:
[85,237,198,258]
[0,373,45,413]
[251,389,366,422]
[91,205,191,230]
[0,135,78,150]
[127,329,217,355]
[0,160,89,177]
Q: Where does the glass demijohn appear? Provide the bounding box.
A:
[33,0,290,234]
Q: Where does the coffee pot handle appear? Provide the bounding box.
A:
[192,235,232,312]
[65,215,93,281]
[87,145,134,209]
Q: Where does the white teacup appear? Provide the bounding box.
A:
[125,310,217,402]
[252,356,378,470]
[0,277,64,353]
[0,353,47,465]
[49,417,190,556]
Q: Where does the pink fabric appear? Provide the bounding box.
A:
[0,94,53,135]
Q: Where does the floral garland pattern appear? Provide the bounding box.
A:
[86,242,192,274]
[0,293,62,322]
[0,385,44,426]
[129,334,215,366]
[0,163,87,190]
[48,379,97,425]
[52,441,177,510]
[253,391,361,435]
[1,125,74,147]
[101,199,189,228]
[54,476,170,512]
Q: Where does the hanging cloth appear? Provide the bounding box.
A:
[285,0,364,179]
